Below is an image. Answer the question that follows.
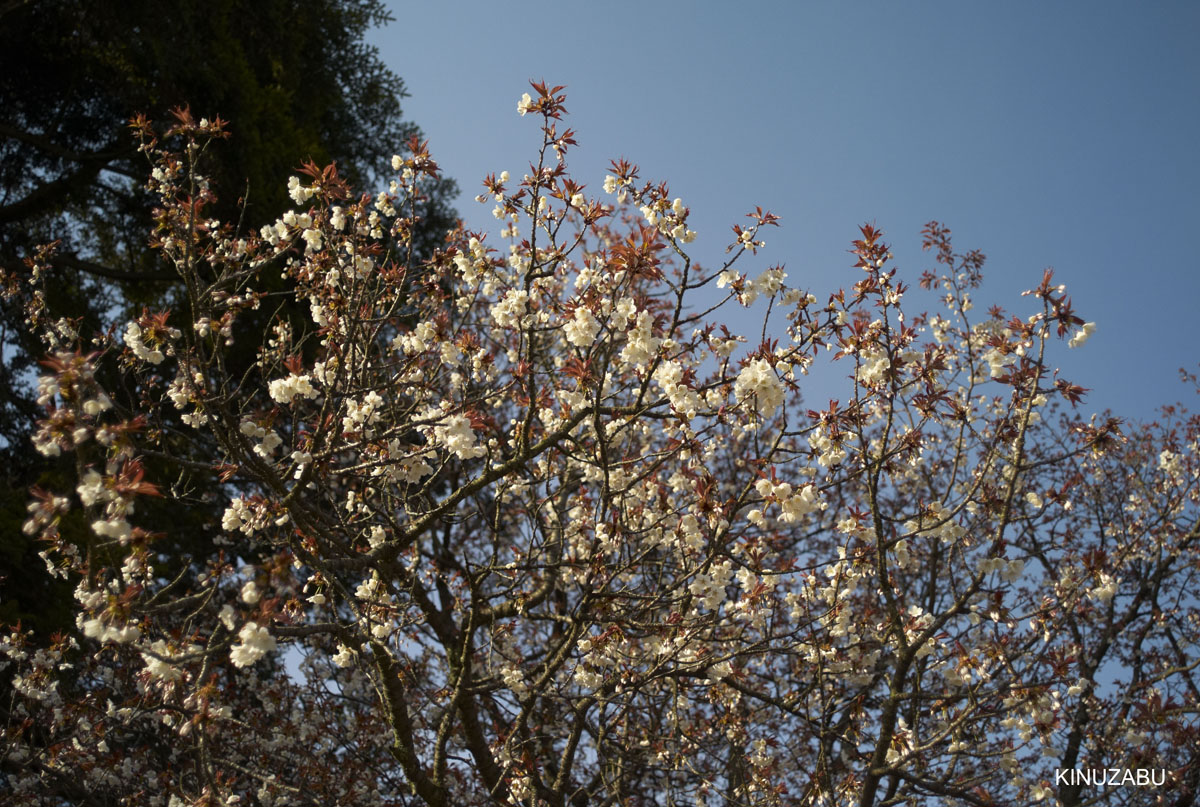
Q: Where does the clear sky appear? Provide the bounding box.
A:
[369,1,1200,422]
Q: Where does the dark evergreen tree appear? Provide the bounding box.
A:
[0,0,457,636]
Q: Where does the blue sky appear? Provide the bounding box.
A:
[370,2,1199,422]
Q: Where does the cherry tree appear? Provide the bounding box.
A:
[3,86,1197,807]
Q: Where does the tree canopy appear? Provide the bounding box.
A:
[2,86,1196,807]
[0,0,457,635]
[0,0,457,450]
